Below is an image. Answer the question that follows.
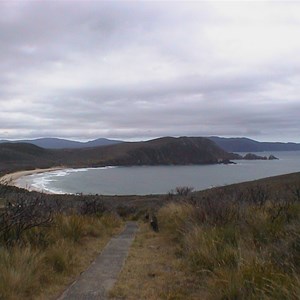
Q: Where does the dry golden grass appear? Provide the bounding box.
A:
[36,234,118,300]
[110,222,205,300]
[157,202,195,241]
[111,182,300,300]
[0,213,123,300]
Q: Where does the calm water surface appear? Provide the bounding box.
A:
[17,151,300,195]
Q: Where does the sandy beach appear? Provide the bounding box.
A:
[0,167,65,193]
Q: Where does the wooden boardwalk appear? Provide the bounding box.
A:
[58,222,138,300]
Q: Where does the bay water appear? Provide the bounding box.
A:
[16,151,300,195]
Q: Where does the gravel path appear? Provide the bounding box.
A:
[58,221,138,300]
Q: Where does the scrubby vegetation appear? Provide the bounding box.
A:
[111,176,300,299]
[157,184,300,299]
[1,172,300,299]
[0,197,122,300]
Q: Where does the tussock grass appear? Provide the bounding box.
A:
[110,180,300,299]
[0,212,122,300]
[55,214,86,243]
[44,240,76,275]
[157,187,300,299]
[182,225,240,275]
[158,202,195,241]
[0,247,44,300]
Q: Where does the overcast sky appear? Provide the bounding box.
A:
[1,1,300,142]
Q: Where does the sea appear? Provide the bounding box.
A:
[16,151,300,195]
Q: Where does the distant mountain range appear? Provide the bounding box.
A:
[1,136,299,152]
[208,137,300,152]
[0,138,122,149]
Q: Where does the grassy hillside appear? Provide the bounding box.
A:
[111,172,300,299]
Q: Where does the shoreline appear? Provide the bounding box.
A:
[0,166,116,194]
[0,156,299,196]
[0,167,65,193]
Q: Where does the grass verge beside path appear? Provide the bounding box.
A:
[156,200,300,299]
[110,222,204,299]
[0,213,123,300]
[111,179,300,299]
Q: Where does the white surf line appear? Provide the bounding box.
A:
[0,167,65,189]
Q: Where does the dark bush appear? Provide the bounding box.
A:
[0,197,53,246]
[175,186,194,196]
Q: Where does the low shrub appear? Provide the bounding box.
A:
[175,186,194,196]
[0,197,52,246]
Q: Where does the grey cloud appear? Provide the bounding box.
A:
[0,1,300,142]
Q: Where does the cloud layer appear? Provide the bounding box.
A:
[1,1,300,142]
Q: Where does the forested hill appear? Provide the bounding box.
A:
[209,137,300,152]
[0,137,239,173]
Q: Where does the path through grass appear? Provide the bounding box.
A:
[111,183,300,299]
[0,213,123,300]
